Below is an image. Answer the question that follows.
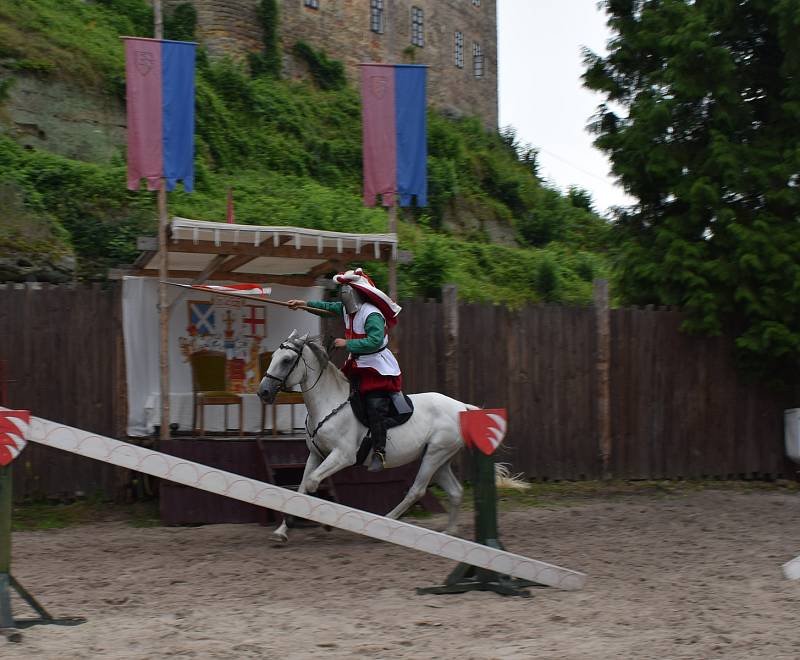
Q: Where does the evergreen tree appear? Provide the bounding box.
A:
[584,0,800,383]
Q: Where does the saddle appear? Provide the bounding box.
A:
[350,391,414,466]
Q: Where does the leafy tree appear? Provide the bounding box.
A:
[584,0,800,383]
[567,186,595,214]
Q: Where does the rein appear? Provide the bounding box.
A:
[266,338,348,442]
[305,396,351,440]
[265,341,325,395]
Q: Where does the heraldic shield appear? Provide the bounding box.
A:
[0,410,30,467]
[459,409,507,456]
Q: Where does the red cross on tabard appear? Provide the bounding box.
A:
[243,305,266,337]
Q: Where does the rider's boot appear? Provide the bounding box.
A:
[366,395,390,472]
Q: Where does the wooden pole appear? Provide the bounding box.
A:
[153,0,163,40]
[0,467,10,576]
[442,284,459,398]
[594,279,611,479]
[154,1,170,443]
[387,203,398,302]
[387,202,399,353]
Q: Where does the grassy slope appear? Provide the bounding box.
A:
[0,0,610,304]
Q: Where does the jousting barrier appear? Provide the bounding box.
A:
[13,411,587,591]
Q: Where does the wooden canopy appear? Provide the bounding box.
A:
[129,217,398,286]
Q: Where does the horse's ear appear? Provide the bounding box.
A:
[287,329,298,340]
[299,332,309,342]
[306,339,329,370]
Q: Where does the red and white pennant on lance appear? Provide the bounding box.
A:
[0,410,30,467]
[1,408,587,591]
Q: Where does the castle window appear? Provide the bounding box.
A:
[411,7,424,47]
[472,0,481,6]
[473,42,483,78]
[454,31,464,68]
[370,0,384,34]
[304,0,319,8]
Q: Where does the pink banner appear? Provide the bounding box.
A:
[360,65,396,207]
[125,38,163,191]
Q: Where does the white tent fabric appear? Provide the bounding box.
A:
[122,276,322,436]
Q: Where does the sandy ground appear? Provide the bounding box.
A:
[3,487,800,659]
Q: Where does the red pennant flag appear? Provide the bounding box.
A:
[226,187,235,224]
[0,409,30,467]
[459,409,507,456]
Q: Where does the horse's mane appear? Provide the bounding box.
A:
[306,335,350,387]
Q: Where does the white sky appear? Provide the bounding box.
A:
[497,0,634,215]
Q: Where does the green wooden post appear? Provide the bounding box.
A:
[0,466,11,574]
[0,465,15,630]
[0,427,85,634]
[417,447,539,597]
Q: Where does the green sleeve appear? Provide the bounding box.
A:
[306,300,344,315]
[347,313,386,354]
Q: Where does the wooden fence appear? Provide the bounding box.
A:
[2,282,798,500]
[0,283,127,500]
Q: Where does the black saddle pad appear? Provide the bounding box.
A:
[349,391,414,430]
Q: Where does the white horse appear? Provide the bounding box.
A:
[257,330,476,544]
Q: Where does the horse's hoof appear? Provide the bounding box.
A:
[271,531,288,545]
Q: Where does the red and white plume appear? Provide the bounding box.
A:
[333,268,401,327]
[0,410,30,467]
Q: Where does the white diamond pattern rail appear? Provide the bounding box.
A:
[17,413,587,590]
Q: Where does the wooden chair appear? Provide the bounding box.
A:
[190,350,243,436]
[259,352,304,436]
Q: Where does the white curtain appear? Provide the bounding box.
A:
[122,276,322,436]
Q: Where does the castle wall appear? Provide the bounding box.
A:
[164,0,497,127]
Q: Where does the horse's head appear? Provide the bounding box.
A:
[256,330,329,403]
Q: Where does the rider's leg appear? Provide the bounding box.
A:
[365,393,391,472]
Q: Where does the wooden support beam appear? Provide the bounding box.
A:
[216,254,257,273]
[164,239,393,262]
[192,255,229,284]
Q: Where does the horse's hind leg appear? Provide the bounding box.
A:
[433,461,463,536]
[384,444,454,522]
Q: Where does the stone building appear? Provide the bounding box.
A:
[164,0,498,127]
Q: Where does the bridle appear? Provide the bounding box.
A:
[263,339,325,394]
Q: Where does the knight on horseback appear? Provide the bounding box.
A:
[287,268,402,472]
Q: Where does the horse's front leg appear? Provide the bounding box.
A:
[272,450,322,544]
[305,448,354,493]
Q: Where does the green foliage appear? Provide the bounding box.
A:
[567,186,595,214]
[0,78,15,103]
[164,3,197,42]
[0,0,151,88]
[585,0,800,384]
[406,235,452,299]
[249,0,281,78]
[0,136,154,279]
[292,41,346,91]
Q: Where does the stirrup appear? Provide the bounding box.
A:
[368,450,385,472]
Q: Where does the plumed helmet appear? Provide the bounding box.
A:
[333,268,402,326]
